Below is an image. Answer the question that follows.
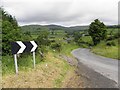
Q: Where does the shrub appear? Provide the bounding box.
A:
[51,43,61,52]
[36,31,50,46]
[2,8,22,55]
[106,37,114,41]
[50,40,55,43]
[106,41,116,46]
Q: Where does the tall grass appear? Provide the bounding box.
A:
[61,43,79,56]
[2,52,42,75]
[91,40,118,59]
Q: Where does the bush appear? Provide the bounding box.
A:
[36,31,50,46]
[114,33,119,39]
[79,44,88,48]
[106,37,114,41]
[50,40,55,43]
[51,43,61,52]
[106,41,116,46]
[2,9,22,55]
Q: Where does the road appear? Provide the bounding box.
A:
[71,48,119,88]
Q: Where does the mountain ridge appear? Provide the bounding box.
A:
[21,24,119,34]
[21,24,89,33]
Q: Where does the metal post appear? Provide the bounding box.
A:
[33,51,35,68]
[14,54,18,74]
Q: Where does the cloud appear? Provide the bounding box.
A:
[3,0,119,26]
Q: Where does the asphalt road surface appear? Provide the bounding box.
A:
[71,48,119,88]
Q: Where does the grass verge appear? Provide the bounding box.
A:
[61,43,79,56]
[2,52,75,88]
[91,40,118,59]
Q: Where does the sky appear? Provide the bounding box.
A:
[1,0,119,27]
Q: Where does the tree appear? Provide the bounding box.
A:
[36,30,50,47]
[36,30,50,55]
[2,8,22,55]
[88,19,107,45]
[73,31,82,43]
[22,31,33,41]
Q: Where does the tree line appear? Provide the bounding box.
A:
[2,8,34,55]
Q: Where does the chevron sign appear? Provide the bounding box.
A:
[11,41,38,74]
[11,41,38,54]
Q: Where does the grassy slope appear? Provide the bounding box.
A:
[2,30,81,88]
[2,52,76,88]
[80,28,118,59]
[61,43,79,56]
[91,39,118,59]
[91,28,118,59]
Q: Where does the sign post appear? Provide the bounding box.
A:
[14,54,18,74]
[11,41,38,74]
[33,51,35,68]
[30,41,38,68]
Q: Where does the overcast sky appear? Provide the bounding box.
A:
[1,0,119,26]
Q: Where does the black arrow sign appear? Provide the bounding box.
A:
[11,41,26,54]
[11,41,38,54]
[23,42,33,52]
[11,42,21,54]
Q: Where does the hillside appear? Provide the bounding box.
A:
[21,24,119,35]
[21,24,89,34]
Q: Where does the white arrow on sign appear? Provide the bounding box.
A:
[30,41,38,52]
[16,41,26,54]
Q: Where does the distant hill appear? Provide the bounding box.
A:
[45,24,65,30]
[21,25,47,33]
[107,25,120,28]
[69,26,89,31]
[21,24,89,34]
[21,24,119,34]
